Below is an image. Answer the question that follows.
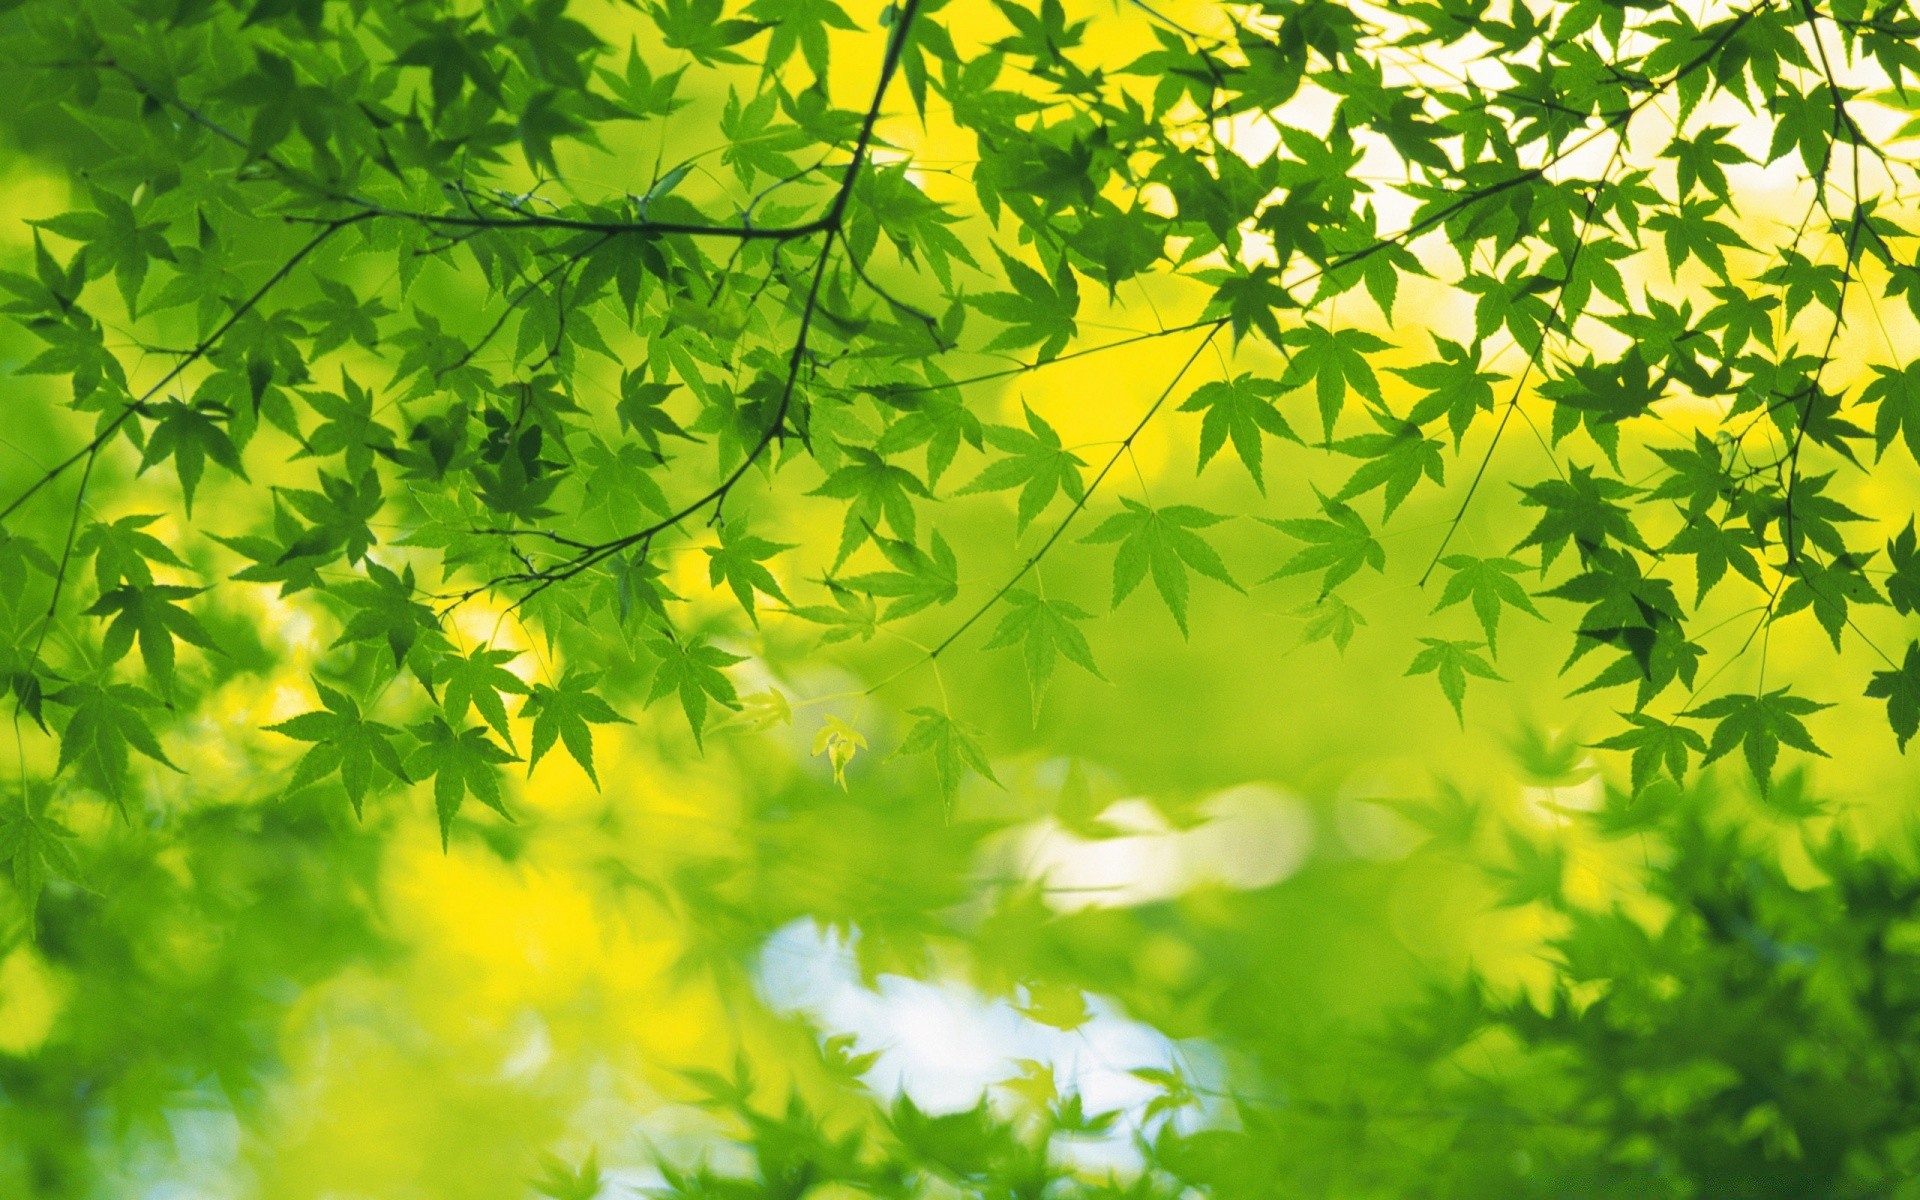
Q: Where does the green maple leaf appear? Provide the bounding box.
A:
[956,404,1086,532]
[1775,554,1885,651]
[1516,465,1648,567]
[30,182,174,312]
[521,671,632,786]
[649,0,768,67]
[75,514,187,591]
[1081,499,1240,636]
[439,646,532,744]
[1889,520,1920,616]
[519,88,588,176]
[647,637,744,748]
[897,706,998,803]
[1592,711,1708,794]
[704,522,794,625]
[599,39,688,119]
[332,561,442,674]
[531,1149,603,1200]
[982,587,1102,717]
[1294,593,1366,652]
[1281,322,1392,438]
[1664,516,1765,604]
[1261,493,1383,595]
[1490,827,1564,908]
[1019,979,1091,1032]
[812,445,931,565]
[612,372,692,456]
[1177,373,1297,489]
[0,790,82,929]
[1202,265,1294,348]
[407,718,520,848]
[298,280,389,359]
[787,580,880,645]
[137,400,247,516]
[1687,687,1831,795]
[1866,642,1920,753]
[1332,411,1446,517]
[580,438,673,528]
[873,386,985,490]
[267,680,410,814]
[973,252,1080,361]
[1864,360,1920,465]
[277,469,385,569]
[1431,555,1542,656]
[1645,199,1742,281]
[1395,335,1504,446]
[85,584,221,692]
[299,372,396,487]
[1661,124,1751,200]
[1406,637,1502,725]
[842,529,959,621]
[50,681,178,802]
[747,0,855,76]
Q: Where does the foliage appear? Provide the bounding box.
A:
[0,0,1914,834]
[2,0,1920,1191]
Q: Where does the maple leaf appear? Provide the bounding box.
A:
[1406,638,1503,725]
[1177,373,1297,489]
[1775,554,1885,651]
[811,445,932,565]
[973,251,1080,361]
[1262,493,1384,594]
[842,530,959,621]
[1281,322,1392,438]
[439,646,532,744]
[1019,979,1091,1031]
[704,522,794,625]
[86,583,221,692]
[1664,516,1764,603]
[520,671,631,786]
[1866,643,1920,753]
[811,714,867,788]
[956,404,1086,532]
[1592,711,1708,794]
[530,1149,603,1200]
[1294,593,1367,652]
[1864,360,1920,465]
[1515,465,1648,567]
[1687,688,1831,796]
[1889,520,1920,616]
[1396,335,1504,446]
[406,718,520,848]
[137,400,247,515]
[897,706,998,804]
[1490,827,1564,907]
[0,788,82,928]
[49,681,178,802]
[267,680,410,814]
[1081,499,1240,636]
[1431,555,1542,656]
[75,514,187,591]
[787,580,880,645]
[580,438,673,527]
[647,637,744,748]
[1332,412,1446,517]
[332,561,444,680]
[982,587,1102,718]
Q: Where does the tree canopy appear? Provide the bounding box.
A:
[3,0,1920,1192]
